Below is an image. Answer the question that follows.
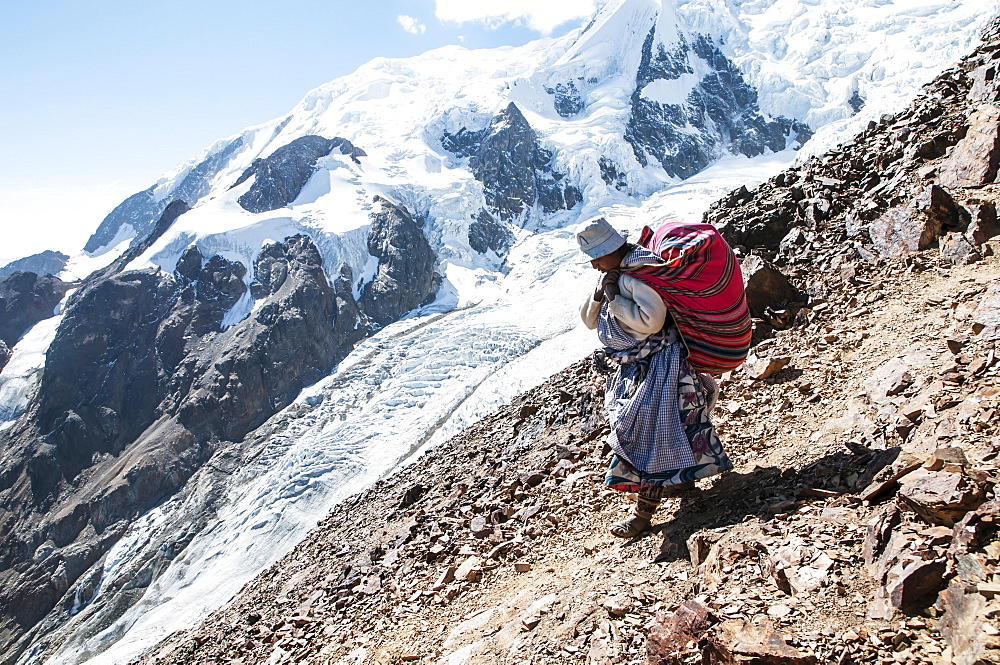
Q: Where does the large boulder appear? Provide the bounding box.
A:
[938,104,1000,188]
[868,185,962,258]
[965,202,999,245]
[740,255,801,318]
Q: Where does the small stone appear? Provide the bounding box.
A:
[977,583,1000,599]
[513,562,531,573]
[521,614,541,631]
[469,516,491,538]
[767,603,792,618]
[602,595,633,617]
[745,354,792,380]
[946,337,970,354]
[432,566,456,591]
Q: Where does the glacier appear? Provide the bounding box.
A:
[5,0,997,663]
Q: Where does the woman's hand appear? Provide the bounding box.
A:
[595,270,621,302]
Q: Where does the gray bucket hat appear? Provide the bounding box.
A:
[576,216,626,259]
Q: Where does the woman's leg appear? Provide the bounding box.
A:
[609,491,662,538]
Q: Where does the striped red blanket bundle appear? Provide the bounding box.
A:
[624,219,752,374]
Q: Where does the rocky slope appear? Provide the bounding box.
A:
[136,18,1000,665]
[140,250,999,665]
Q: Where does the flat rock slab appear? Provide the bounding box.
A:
[745,354,791,380]
[972,282,1000,340]
[646,600,818,664]
[897,467,990,527]
[868,185,957,258]
[938,103,1000,188]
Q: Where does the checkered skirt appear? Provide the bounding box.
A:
[597,300,731,489]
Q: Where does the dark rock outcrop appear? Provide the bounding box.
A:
[625,31,811,179]
[234,136,366,214]
[741,255,802,319]
[0,232,343,662]
[172,247,248,334]
[546,80,584,118]
[359,197,439,326]
[0,251,69,279]
[468,209,514,256]
[0,271,72,348]
[442,103,581,221]
[84,137,246,253]
[849,90,866,115]
[0,340,9,371]
[599,157,629,192]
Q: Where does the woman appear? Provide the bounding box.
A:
[577,216,732,538]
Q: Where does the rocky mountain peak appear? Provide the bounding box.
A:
[625,28,811,179]
[444,102,581,223]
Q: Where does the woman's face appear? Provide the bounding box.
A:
[590,251,620,272]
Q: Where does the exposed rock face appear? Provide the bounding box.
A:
[468,209,514,256]
[359,197,439,326]
[234,135,366,213]
[0,340,9,371]
[868,185,965,258]
[442,103,581,221]
[547,80,584,118]
[0,271,72,348]
[599,157,629,192]
[625,31,811,179]
[173,246,248,334]
[84,136,246,253]
[0,251,69,279]
[0,232,343,662]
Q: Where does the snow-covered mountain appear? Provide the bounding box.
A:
[0,1,994,664]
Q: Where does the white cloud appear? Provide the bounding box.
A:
[397,14,427,35]
[434,0,599,35]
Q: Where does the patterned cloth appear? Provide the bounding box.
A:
[605,357,733,492]
[626,220,752,374]
[596,248,732,491]
[597,295,692,475]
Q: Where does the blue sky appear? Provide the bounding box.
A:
[0,0,598,266]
